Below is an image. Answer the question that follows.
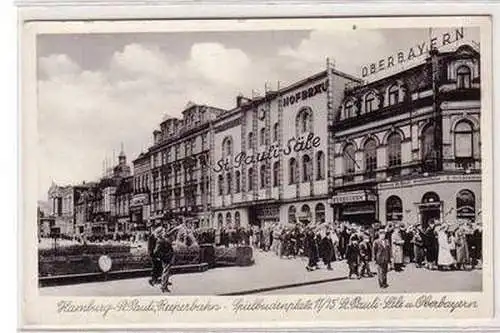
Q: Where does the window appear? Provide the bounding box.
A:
[235,211,241,228]
[388,84,399,106]
[365,93,376,113]
[260,164,268,189]
[315,203,325,224]
[456,189,475,222]
[386,196,403,222]
[296,108,312,134]
[225,213,232,228]
[289,158,298,184]
[235,171,241,193]
[316,151,325,180]
[300,204,311,224]
[273,161,280,187]
[273,122,279,142]
[454,121,473,159]
[248,168,254,191]
[302,154,312,182]
[218,174,224,196]
[260,128,267,146]
[226,172,232,195]
[248,132,254,149]
[343,144,356,178]
[344,101,354,119]
[288,206,297,224]
[364,139,377,178]
[217,213,223,229]
[421,124,437,169]
[387,133,402,167]
[222,137,233,157]
[457,65,471,89]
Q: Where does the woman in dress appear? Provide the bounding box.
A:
[391,225,405,272]
[437,225,455,270]
[455,228,470,270]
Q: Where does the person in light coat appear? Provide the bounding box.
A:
[391,225,405,271]
[437,225,455,270]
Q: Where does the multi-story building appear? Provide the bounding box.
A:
[47,183,86,237]
[211,63,361,229]
[133,103,225,230]
[331,44,481,228]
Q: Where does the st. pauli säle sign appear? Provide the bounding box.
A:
[212,133,321,173]
[361,27,465,78]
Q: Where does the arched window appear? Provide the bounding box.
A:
[225,212,232,228]
[454,121,473,159]
[260,128,267,146]
[386,196,403,222]
[217,213,223,229]
[273,161,280,187]
[387,133,402,167]
[218,174,224,196]
[365,92,377,113]
[296,108,312,134]
[248,132,254,149]
[248,168,254,191]
[260,164,268,189]
[457,65,471,89]
[222,137,232,156]
[300,204,312,224]
[343,144,356,180]
[316,151,325,180]
[315,203,325,224]
[456,189,475,222]
[289,158,298,184]
[388,84,399,106]
[344,100,354,119]
[235,171,241,193]
[226,172,232,195]
[273,122,279,142]
[235,211,241,228]
[421,123,436,166]
[288,206,297,224]
[364,139,377,178]
[302,154,312,182]
[422,192,440,204]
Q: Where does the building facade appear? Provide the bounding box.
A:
[331,44,481,227]
[211,64,361,230]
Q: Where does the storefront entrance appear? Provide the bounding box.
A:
[418,192,442,228]
[332,190,377,226]
[249,204,280,228]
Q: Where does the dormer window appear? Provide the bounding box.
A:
[457,65,471,89]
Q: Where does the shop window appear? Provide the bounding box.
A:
[235,211,241,228]
[386,195,403,222]
[248,132,254,149]
[456,189,475,222]
[364,92,377,113]
[316,151,325,180]
[273,161,280,187]
[226,212,232,228]
[248,168,254,191]
[296,107,312,134]
[289,158,298,184]
[454,120,474,168]
[226,172,232,195]
[364,139,377,179]
[457,65,471,89]
[218,174,223,196]
[300,204,312,224]
[217,213,223,229]
[273,122,279,142]
[315,203,325,224]
[235,171,241,193]
[288,206,297,224]
[302,154,312,182]
[388,84,399,106]
[387,133,402,167]
[343,144,356,182]
[260,164,268,189]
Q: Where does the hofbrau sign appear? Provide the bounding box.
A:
[361,27,465,79]
[282,80,328,107]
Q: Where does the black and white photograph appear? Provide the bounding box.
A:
[30,19,490,305]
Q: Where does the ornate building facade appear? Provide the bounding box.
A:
[331,44,481,227]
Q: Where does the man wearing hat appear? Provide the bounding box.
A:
[373,229,391,288]
[147,224,165,286]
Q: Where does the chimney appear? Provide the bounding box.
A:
[236,95,244,107]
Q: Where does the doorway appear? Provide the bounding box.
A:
[419,192,441,228]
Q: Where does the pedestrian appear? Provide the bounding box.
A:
[391,225,405,272]
[455,228,470,270]
[345,234,360,279]
[147,225,164,287]
[154,228,175,293]
[412,225,425,268]
[373,229,391,288]
[437,224,455,270]
[319,231,334,270]
[424,222,438,269]
[359,234,372,277]
[305,229,319,271]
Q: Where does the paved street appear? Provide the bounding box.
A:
[40,249,482,296]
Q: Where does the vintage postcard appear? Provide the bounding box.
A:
[20,16,493,329]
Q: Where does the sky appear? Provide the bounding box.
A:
[37,26,480,200]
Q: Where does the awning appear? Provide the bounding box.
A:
[342,210,375,216]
